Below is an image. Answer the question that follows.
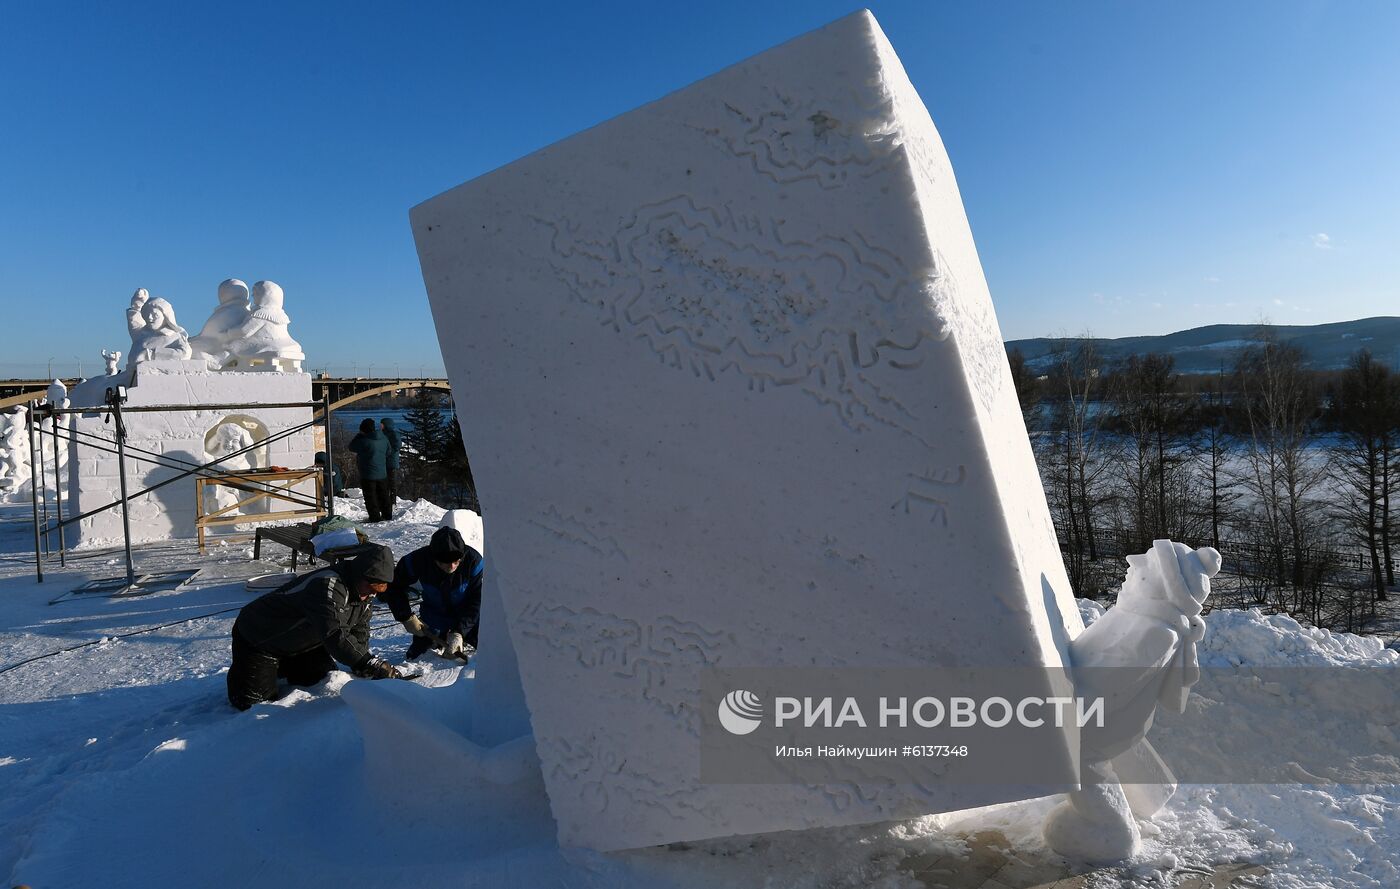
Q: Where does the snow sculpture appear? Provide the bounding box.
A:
[412,10,1085,851]
[203,421,255,516]
[222,281,304,371]
[128,297,192,366]
[46,379,69,410]
[66,370,313,545]
[57,282,315,542]
[1042,540,1221,862]
[125,288,150,349]
[440,508,485,556]
[189,278,252,369]
[0,408,32,499]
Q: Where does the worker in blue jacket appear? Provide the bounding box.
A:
[383,526,483,660]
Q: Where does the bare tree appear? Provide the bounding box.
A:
[1006,346,1041,426]
[1197,365,1241,552]
[1329,349,1396,614]
[1037,338,1113,595]
[1106,353,1198,551]
[1231,331,1326,614]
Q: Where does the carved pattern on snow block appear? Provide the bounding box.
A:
[526,506,629,562]
[514,602,731,729]
[535,196,951,444]
[541,736,727,828]
[891,464,967,527]
[696,85,903,190]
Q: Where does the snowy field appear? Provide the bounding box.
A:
[1,496,1397,888]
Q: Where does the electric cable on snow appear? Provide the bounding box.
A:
[0,605,245,677]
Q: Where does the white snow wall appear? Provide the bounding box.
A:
[64,360,315,546]
[412,10,1083,851]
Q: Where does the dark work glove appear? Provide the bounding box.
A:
[356,657,400,680]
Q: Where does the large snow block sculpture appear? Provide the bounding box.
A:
[412,10,1082,851]
[64,360,315,546]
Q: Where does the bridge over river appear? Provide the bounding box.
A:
[0,376,451,414]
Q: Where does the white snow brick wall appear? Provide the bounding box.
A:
[411,10,1084,851]
[65,359,316,546]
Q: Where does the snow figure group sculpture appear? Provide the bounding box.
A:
[47,282,315,542]
[121,278,304,373]
[1043,539,1222,862]
[190,279,304,371]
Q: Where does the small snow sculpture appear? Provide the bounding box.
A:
[1042,539,1222,863]
[0,408,32,497]
[189,278,252,369]
[128,297,193,366]
[102,349,122,376]
[223,281,305,371]
[125,289,149,350]
[205,421,255,516]
[45,379,69,411]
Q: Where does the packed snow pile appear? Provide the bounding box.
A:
[1199,608,1399,667]
[0,499,1396,888]
[1083,596,1399,666]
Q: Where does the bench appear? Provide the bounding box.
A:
[253,523,373,570]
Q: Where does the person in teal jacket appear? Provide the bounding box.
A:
[348,418,391,522]
[380,417,402,514]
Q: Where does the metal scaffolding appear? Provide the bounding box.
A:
[23,388,337,590]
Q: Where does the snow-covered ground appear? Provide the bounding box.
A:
[1,497,1396,888]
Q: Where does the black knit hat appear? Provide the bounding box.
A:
[429,526,467,562]
[349,544,395,584]
[359,418,375,433]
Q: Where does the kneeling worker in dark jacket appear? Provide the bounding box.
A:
[227,543,402,711]
[383,526,483,661]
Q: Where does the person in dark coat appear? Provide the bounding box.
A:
[314,450,345,496]
[383,526,483,661]
[227,544,401,710]
[348,418,391,522]
[380,417,402,513]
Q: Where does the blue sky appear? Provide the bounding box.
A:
[2,1,1397,378]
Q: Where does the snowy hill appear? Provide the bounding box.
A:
[1006,317,1400,375]
[1,500,1396,888]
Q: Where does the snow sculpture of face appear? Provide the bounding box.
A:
[1121,553,1161,602]
[215,423,253,454]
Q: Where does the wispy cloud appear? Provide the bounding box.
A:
[1273,298,1285,306]
[1312,232,1332,250]
[1204,275,1221,283]
[1091,291,1127,311]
